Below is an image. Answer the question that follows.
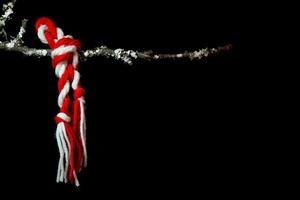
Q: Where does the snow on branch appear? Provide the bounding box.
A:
[0,0,233,65]
[82,44,233,64]
[0,41,232,64]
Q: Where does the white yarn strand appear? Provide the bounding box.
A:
[73,171,80,187]
[54,61,70,108]
[51,45,77,58]
[58,126,66,182]
[79,97,87,168]
[56,27,64,40]
[54,61,67,78]
[37,25,48,44]
[56,112,71,123]
[72,51,79,68]
[71,70,80,89]
[57,81,70,108]
[59,123,70,183]
[55,123,65,183]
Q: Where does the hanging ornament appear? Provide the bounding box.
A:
[36,17,87,186]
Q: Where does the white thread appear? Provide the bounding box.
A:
[57,158,63,182]
[37,25,48,44]
[56,112,71,123]
[55,61,67,78]
[58,125,66,182]
[65,35,73,39]
[73,171,80,187]
[54,61,71,109]
[58,124,70,183]
[79,97,87,167]
[55,123,64,183]
[57,81,70,108]
[61,125,71,182]
[56,27,64,40]
[51,45,77,58]
[71,70,80,89]
[72,52,79,68]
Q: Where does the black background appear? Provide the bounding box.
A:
[0,0,253,198]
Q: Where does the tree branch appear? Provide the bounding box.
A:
[82,44,233,64]
[0,42,232,64]
[0,0,233,65]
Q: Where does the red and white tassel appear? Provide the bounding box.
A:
[35,17,87,186]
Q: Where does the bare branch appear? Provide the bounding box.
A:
[0,42,232,64]
[0,41,49,56]
[83,44,233,64]
[14,19,27,44]
[0,0,233,65]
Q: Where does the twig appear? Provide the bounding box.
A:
[5,18,27,47]
[0,41,49,56]
[14,19,27,44]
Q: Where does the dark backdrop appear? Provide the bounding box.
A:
[0,0,250,198]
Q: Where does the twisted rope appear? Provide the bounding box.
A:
[36,17,87,186]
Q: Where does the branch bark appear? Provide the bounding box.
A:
[0,42,232,64]
[0,0,233,65]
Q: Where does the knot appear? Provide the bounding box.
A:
[54,37,81,51]
[74,87,85,98]
[55,112,71,124]
[51,38,81,69]
[36,17,81,70]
